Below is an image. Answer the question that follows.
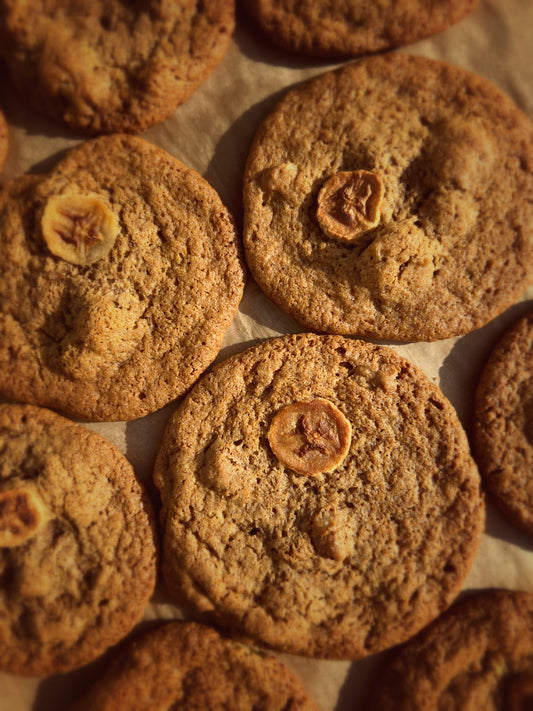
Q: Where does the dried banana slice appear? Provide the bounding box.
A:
[268,397,352,476]
[316,170,384,242]
[41,193,120,265]
[0,486,48,547]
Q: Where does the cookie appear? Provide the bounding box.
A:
[243,54,533,341]
[369,589,533,710]
[68,620,319,711]
[0,134,244,421]
[0,0,234,134]
[0,403,157,676]
[0,107,7,172]
[473,310,533,535]
[154,333,484,659]
[241,0,478,58]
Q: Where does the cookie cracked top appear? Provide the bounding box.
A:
[0,0,234,134]
[369,590,533,710]
[241,0,478,58]
[243,54,533,341]
[0,134,244,421]
[68,621,319,711]
[154,333,484,659]
[474,310,533,535]
[0,403,157,676]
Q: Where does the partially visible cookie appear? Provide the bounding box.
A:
[0,0,234,134]
[154,333,484,659]
[241,0,478,58]
[473,310,533,535]
[68,620,319,711]
[0,403,157,676]
[0,134,244,421]
[0,107,7,172]
[369,590,533,710]
[243,54,533,341]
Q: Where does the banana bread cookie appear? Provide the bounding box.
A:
[69,620,319,710]
[474,310,533,535]
[154,333,484,659]
[0,403,157,676]
[369,590,533,710]
[0,0,234,134]
[243,54,533,341]
[241,0,478,58]
[0,134,244,421]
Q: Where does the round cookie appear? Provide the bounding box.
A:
[368,590,533,710]
[68,620,319,711]
[473,310,533,535]
[241,0,478,58]
[0,0,234,134]
[154,333,484,659]
[0,403,157,676]
[0,134,244,421]
[243,54,533,341]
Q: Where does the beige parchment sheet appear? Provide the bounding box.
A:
[1,1,533,708]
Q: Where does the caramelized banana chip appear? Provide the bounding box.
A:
[0,487,47,547]
[268,397,352,476]
[316,170,383,242]
[41,193,120,265]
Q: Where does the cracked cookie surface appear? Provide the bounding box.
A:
[0,134,244,421]
[241,0,478,58]
[68,620,319,711]
[154,333,484,659]
[474,310,533,535]
[0,403,157,676]
[0,0,234,134]
[369,590,533,710]
[243,54,533,341]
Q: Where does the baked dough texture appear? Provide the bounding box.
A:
[68,620,319,711]
[0,134,244,421]
[0,107,7,172]
[474,310,533,535]
[154,333,484,659]
[241,0,479,58]
[0,403,157,676]
[243,54,533,341]
[369,590,533,710]
[0,0,234,134]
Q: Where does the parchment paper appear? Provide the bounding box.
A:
[1,1,532,708]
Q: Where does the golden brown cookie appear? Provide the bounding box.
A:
[0,403,157,676]
[0,134,244,422]
[243,54,533,341]
[473,310,533,535]
[154,333,484,659]
[241,0,478,58]
[0,0,234,134]
[68,620,319,711]
[369,589,533,710]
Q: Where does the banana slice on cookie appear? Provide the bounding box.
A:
[0,486,47,547]
[41,194,119,265]
[268,397,352,475]
[317,170,384,242]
